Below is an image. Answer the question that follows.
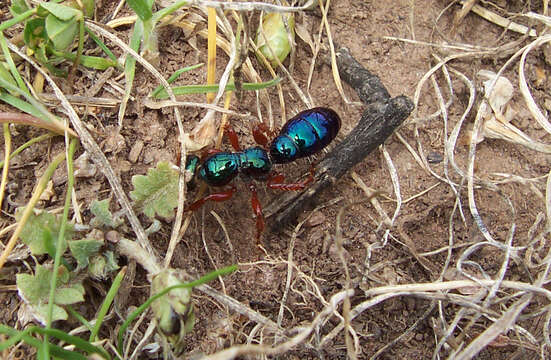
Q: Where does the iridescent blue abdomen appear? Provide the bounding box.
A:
[199,152,240,186]
[270,107,341,164]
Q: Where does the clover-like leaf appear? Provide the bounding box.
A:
[39,2,82,21]
[16,264,85,324]
[130,162,179,218]
[68,238,103,271]
[17,209,73,256]
[90,198,122,228]
[45,13,79,50]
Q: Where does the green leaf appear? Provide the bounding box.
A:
[126,0,153,21]
[39,3,81,21]
[45,13,79,50]
[16,265,85,323]
[89,199,122,228]
[104,251,119,272]
[68,238,103,270]
[54,284,85,305]
[9,0,29,16]
[17,210,74,256]
[50,49,118,70]
[34,304,68,322]
[130,162,179,218]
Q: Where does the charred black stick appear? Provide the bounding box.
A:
[264,47,414,230]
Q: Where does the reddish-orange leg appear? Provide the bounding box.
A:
[185,186,237,212]
[224,123,241,151]
[252,122,277,147]
[249,183,265,241]
[267,165,315,191]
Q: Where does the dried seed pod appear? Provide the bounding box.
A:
[151,269,195,354]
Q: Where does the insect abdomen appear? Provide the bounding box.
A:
[270,107,340,164]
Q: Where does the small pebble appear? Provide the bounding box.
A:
[105,230,121,243]
[427,152,443,164]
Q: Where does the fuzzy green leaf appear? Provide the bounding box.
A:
[68,238,103,270]
[90,199,122,228]
[17,210,73,256]
[130,162,179,218]
[16,265,85,323]
[34,304,68,323]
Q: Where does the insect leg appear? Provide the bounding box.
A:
[252,122,277,147]
[223,123,241,151]
[249,183,265,241]
[266,166,315,191]
[185,186,237,211]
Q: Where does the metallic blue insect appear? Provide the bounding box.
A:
[185,107,341,238]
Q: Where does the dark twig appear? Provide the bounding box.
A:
[264,47,414,230]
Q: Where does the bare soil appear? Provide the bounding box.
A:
[1,0,550,359]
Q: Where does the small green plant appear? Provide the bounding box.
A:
[17,264,85,323]
[4,0,118,77]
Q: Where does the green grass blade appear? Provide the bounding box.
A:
[0,92,45,120]
[0,8,36,32]
[84,26,120,66]
[150,63,204,97]
[66,305,94,332]
[0,133,54,169]
[30,326,111,359]
[152,0,189,23]
[44,138,78,357]
[90,266,127,342]
[118,17,143,125]
[152,77,281,99]
[49,48,118,70]
[0,33,28,94]
[0,325,87,359]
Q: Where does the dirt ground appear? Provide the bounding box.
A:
[1,0,551,359]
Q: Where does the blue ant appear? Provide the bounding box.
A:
[184,107,341,239]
